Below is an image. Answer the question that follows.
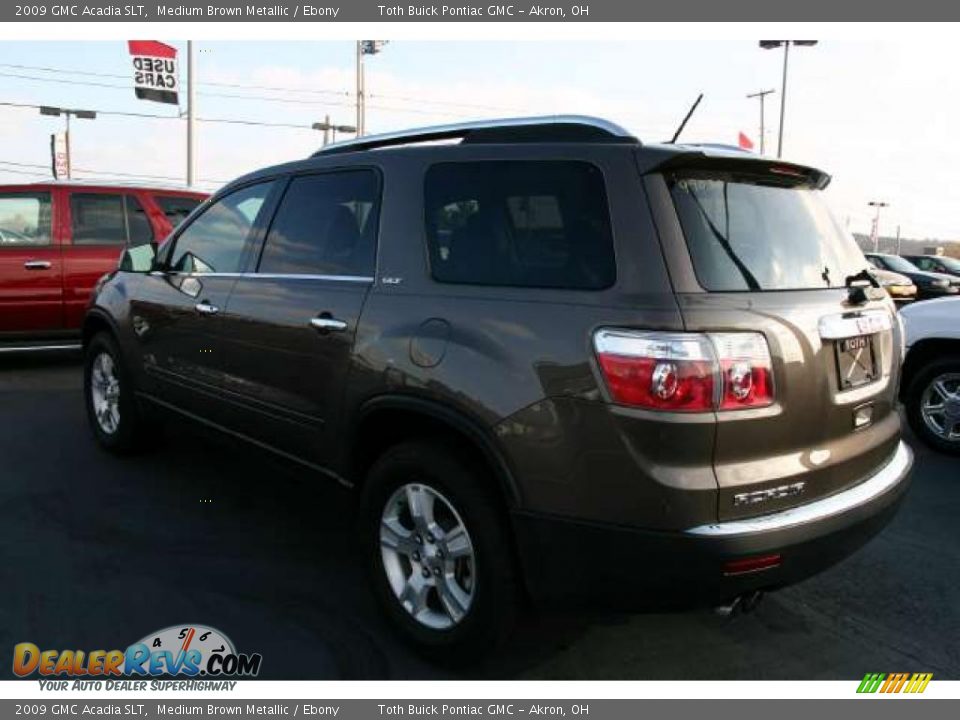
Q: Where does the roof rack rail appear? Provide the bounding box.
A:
[313,115,638,156]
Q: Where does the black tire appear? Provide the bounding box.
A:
[905,354,960,456]
[360,440,520,661]
[83,331,150,454]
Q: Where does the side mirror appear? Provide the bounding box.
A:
[119,243,158,273]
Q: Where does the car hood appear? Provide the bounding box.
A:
[870,268,913,285]
[901,296,960,345]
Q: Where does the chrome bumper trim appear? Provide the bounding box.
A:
[686,441,912,537]
[0,343,81,353]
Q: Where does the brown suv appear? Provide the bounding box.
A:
[82,116,913,657]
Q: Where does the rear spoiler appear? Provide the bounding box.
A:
[637,146,831,190]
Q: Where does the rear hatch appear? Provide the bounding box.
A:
[648,152,902,521]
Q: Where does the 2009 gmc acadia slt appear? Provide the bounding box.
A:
[82,116,913,657]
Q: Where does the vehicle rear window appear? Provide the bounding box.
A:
[668,173,864,291]
[0,192,52,246]
[424,161,615,290]
[154,195,203,227]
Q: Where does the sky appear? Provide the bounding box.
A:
[0,39,958,241]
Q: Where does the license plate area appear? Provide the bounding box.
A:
[835,334,878,390]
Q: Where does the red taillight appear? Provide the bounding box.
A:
[593,330,774,413]
[712,333,775,410]
[597,355,715,412]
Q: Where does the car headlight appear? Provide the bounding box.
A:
[931,279,950,288]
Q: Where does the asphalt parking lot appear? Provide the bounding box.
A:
[1,352,958,680]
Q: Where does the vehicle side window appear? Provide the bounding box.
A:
[168,181,275,274]
[71,193,127,245]
[0,192,52,246]
[126,195,155,247]
[424,161,615,290]
[70,193,156,247]
[154,195,204,228]
[258,170,379,277]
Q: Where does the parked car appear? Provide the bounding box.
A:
[864,252,960,300]
[900,297,960,455]
[903,253,960,279]
[0,181,207,351]
[82,116,913,657]
[869,267,917,304]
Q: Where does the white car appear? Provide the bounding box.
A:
[900,297,960,454]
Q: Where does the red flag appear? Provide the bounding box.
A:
[738,132,754,150]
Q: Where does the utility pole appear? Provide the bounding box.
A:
[746,89,775,155]
[356,41,387,136]
[187,40,196,187]
[759,40,818,158]
[355,41,363,136]
[896,224,902,255]
[869,201,889,252]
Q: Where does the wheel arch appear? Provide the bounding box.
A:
[81,309,121,349]
[901,337,960,400]
[346,394,523,510]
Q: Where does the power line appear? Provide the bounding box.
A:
[0,100,322,130]
[0,158,226,185]
[0,61,529,116]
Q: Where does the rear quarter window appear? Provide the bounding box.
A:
[154,195,204,228]
[424,160,616,290]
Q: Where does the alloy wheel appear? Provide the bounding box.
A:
[90,351,121,435]
[379,483,476,630]
[920,372,960,443]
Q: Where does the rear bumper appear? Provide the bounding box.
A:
[512,441,913,609]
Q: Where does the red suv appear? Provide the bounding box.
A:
[0,182,207,351]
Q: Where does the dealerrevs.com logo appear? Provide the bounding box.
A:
[857,672,933,694]
[13,625,262,679]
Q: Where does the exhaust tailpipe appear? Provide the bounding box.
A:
[714,590,765,617]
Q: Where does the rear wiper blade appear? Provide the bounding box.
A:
[844,268,885,305]
[845,268,880,288]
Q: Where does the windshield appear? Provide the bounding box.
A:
[668,173,865,291]
[878,255,920,273]
[937,256,960,272]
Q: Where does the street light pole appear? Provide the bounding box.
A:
[777,42,789,158]
[39,106,96,180]
[746,89,775,155]
[869,201,889,252]
[759,40,818,158]
[312,119,357,146]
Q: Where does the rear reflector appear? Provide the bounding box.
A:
[593,329,774,412]
[722,554,782,576]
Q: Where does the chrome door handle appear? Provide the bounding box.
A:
[310,316,347,332]
[195,301,220,315]
[23,260,51,270]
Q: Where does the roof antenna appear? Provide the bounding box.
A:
[669,93,704,144]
